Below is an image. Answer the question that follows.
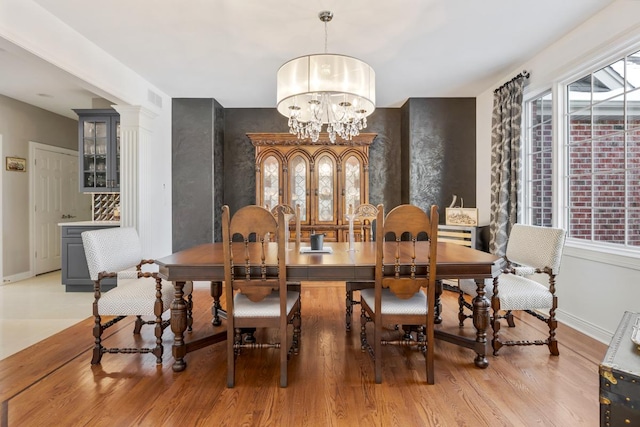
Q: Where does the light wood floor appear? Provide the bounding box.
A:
[0,282,605,426]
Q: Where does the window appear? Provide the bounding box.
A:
[563,49,640,250]
[523,91,554,227]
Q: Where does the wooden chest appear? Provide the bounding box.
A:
[600,311,640,426]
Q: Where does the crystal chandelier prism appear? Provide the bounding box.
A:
[276,11,376,143]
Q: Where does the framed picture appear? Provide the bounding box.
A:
[445,207,478,226]
[6,156,26,172]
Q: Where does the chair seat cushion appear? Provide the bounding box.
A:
[99,278,193,316]
[360,288,428,315]
[234,291,300,318]
[459,275,552,311]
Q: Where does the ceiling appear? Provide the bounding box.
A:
[0,0,616,120]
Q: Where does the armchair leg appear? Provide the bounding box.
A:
[133,315,144,334]
[548,309,559,356]
[506,311,515,328]
[491,296,503,356]
[91,314,104,365]
[153,318,164,364]
[153,276,164,364]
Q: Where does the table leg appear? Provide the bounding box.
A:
[434,279,443,324]
[210,281,224,326]
[472,278,490,368]
[171,280,188,372]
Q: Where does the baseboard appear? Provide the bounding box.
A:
[556,309,612,345]
[2,271,33,285]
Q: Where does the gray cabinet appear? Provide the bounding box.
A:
[61,224,118,292]
[74,109,120,193]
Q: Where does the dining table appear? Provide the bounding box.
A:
[155,241,500,372]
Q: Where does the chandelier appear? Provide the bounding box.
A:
[276,11,376,143]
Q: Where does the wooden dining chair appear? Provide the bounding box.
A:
[270,203,301,247]
[457,224,566,355]
[222,205,301,388]
[82,227,193,365]
[360,204,439,384]
[345,203,378,331]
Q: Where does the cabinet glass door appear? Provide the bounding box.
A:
[290,155,308,222]
[316,155,335,222]
[262,155,280,210]
[344,155,362,214]
[82,118,109,190]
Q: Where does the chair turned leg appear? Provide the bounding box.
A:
[91,314,104,365]
[234,328,243,356]
[506,311,516,328]
[210,281,223,326]
[293,301,302,355]
[244,328,256,343]
[434,279,443,324]
[346,287,354,331]
[491,296,503,356]
[153,317,164,364]
[458,291,466,327]
[548,308,559,356]
[360,307,368,352]
[133,315,144,334]
[153,276,164,364]
[187,292,193,332]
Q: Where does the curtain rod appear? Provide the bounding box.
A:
[494,70,530,93]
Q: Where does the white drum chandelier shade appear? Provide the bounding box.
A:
[276,11,376,143]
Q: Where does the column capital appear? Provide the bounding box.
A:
[112,105,158,131]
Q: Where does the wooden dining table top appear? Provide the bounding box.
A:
[156,241,500,283]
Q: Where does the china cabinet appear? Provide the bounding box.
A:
[74,109,120,193]
[248,132,376,242]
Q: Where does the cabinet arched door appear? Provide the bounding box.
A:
[314,152,337,225]
[288,153,310,224]
[249,132,376,242]
[341,150,369,217]
[257,153,285,211]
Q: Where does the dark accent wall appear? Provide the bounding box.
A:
[223,108,289,216]
[402,98,476,215]
[171,98,476,250]
[365,108,402,209]
[172,98,224,251]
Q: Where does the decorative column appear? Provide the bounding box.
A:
[112,105,158,255]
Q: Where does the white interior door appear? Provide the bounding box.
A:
[34,145,91,275]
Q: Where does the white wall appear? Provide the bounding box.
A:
[476,0,640,343]
[0,0,173,263]
[0,96,76,280]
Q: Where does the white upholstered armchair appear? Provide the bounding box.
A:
[458,224,566,355]
[82,227,193,364]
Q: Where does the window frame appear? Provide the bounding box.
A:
[522,41,640,268]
